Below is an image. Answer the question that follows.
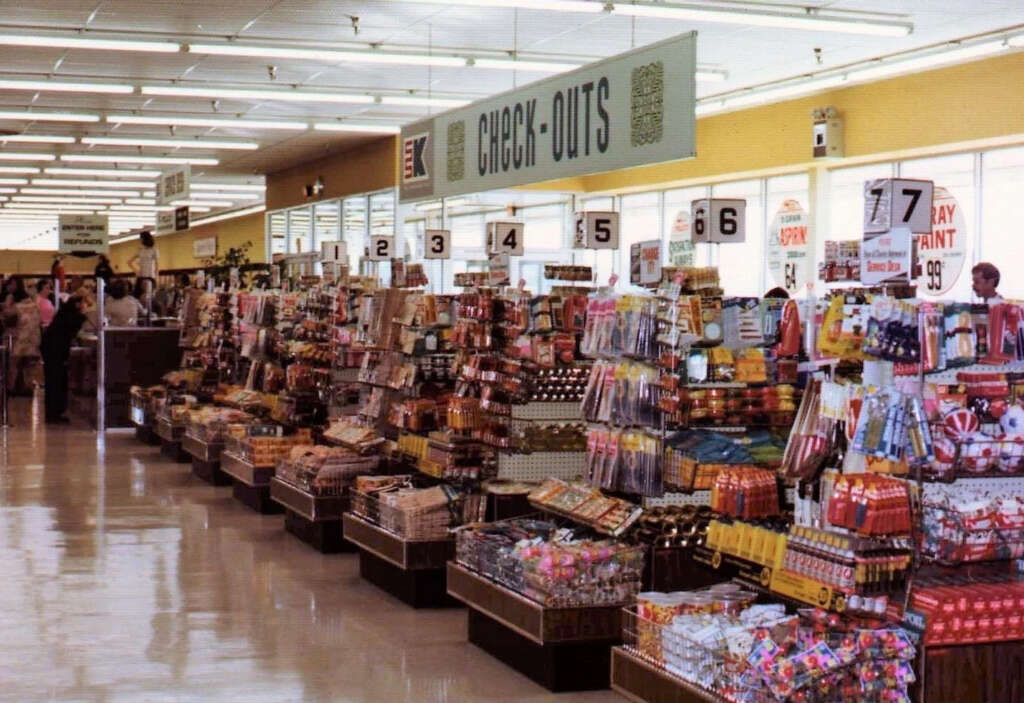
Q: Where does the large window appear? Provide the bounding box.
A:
[711,179,763,297]
[620,192,661,284]
[982,145,1024,300]
[287,207,312,254]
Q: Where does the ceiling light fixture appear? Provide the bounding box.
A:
[0,110,99,123]
[12,195,123,204]
[0,178,27,185]
[0,33,180,53]
[0,134,76,144]
[172,199,232,207]
[59,154,219,165]
[847,40,1008,82]
[81,136,259,150]
[191,183,265,192]
[0,79,133,94]
[104,114,307,130]
[45,167,160,177]
[383,0,911,36]
[0,166,40,174]
[313,122,401,134]
[32,178,154,188]
[188,42,466,68]
[380,95,470,108]
[0,152,56,161]
[141,85,375,105]
[190,204,265,226]
[21,187,141,197]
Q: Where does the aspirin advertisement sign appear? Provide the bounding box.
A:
[766,199,810,294]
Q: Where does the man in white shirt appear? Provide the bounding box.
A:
[972,262,1003,303]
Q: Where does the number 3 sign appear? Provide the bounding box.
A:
[424,229,450,260]
[863,178,934,234]
[691,199,746,243]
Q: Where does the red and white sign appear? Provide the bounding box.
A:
[668,210,694,267]
[403,133,429,183]
[766,199,810,294]
[916,186,967,296]
[861,226,912,285]
[630,239,662,286]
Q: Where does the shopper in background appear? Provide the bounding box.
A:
[36,279,55,328]
[972,262,1003,303]
[50,255,65,294]
[128,230,158,303]
[764,287,790,299]
[105,279,145,327]
[94,255,114,287]
[7,279,42,396]
[40,295,87,424]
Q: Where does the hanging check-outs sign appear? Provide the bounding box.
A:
[399,32,697,203]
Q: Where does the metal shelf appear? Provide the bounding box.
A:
[342,513,453,570]
[497,451,586,481]
[510,402,582,421]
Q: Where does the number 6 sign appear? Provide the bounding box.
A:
[863,178,934,234]
[691,198,746,243]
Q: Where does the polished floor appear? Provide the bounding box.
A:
[0,396,621,703]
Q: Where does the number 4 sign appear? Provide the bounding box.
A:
[486,221,524,256]
[691,199,746,243]
[863,178,934,234]
[424,229,450,260]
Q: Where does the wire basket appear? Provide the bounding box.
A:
[920,500,1024,564]
[350,488,460,541]
[925,423,1024,481]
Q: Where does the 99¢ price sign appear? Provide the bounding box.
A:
[486,221,525,256]
[690,199,746,243]
[424,229,451,260]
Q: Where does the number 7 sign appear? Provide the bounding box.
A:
[864,178,933,234]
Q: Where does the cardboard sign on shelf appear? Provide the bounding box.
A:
[58,214,108,254]
[423,229,451,260]
[861,226,912,285]
[668,209,694,267]
[917,186,966,295]
[766,199,811,293]
[630,239,662,286]
[863,178,934,234]
[486,221,524,256]
[488,252,510,285]
[368,234,394,261]
[691,198,746,243]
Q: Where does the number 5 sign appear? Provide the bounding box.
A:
[582,211,619,249]
[691,199,746,243]
[487,221,525,256]
[863,178,934,234]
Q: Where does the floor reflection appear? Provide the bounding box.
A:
[0,397,620,702]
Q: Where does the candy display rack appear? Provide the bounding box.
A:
[220,450,282,514]
[155,411,190,463]
[182,430,231,486]
[446,560,623,692]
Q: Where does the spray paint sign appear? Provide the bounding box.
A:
[767,199,810,293]
[917,186,966,296]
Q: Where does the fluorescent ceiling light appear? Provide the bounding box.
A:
[0,178,27,184]
[60,154,219,165]
[0,166,39,174]
[0,153,56,161]
[0,33,179,52]
[106,205,162,212]
[188,42,466,68]
[471,57,579,73]
[0,134,75,144]
[45,167,160,177]
[125,198,157,204]
[0,79,133,94]
[22,187,141,197]
[192,183,264,191]
[190,204,265,226]
[0,110,98,123]
[609,2,911,36]
[697,69,728,82]
[141,85,375,105]
[850,41,1008,82]
[1009,34,1024,48]
[2,207,95,214]
[32,178,154,188]
[81,136,259,150]
[380,95,470,108]
[387,0,601,13]
[188,192,257,200]
[13,195,123,204]
[721,75,848,109]
[105,114,307,130]
[173,199,232,207]
[0,187,17,193]
[314,122,401,134]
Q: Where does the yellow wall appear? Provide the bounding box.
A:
[0,249,97,276]
[528,49,1024,194]
[265,137,398,211]
[107,211,266,273]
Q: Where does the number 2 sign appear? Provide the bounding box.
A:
[863,178,934,234]
[486,221,525,256]
[368,234,394,261]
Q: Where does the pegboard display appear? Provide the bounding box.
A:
[497,451,585,481]
[922,476,1024,500]
[510,402,582,421]
[644,486,796,509]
